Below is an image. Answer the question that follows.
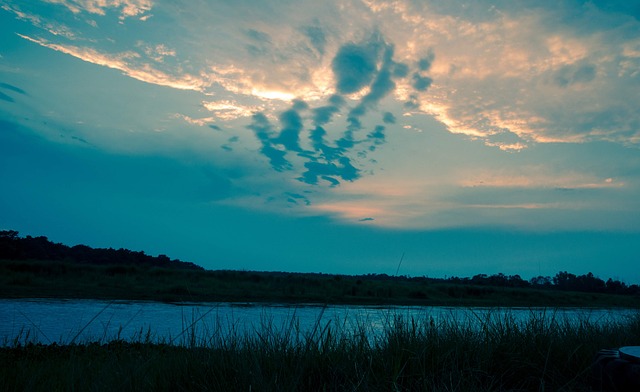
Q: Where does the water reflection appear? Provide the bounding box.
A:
[1,299,636,346]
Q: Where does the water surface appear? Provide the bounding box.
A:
[1,299,636,346]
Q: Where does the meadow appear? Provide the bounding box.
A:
[2,259,640,308]
[2,308,639,391]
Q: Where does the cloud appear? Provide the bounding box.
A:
[0,92,14,103]
[42,0,153,21]
[17,34,206,91]
[1,3,79,39]
[550,61,597,87]
[411,73,433,91]
[247,113,291,172]
[273,108,304,152]
[6,0,640,233]
[301,25,326,55]
[361,0,640,148]
[245,89,407,188]
[382,112,396,124]
[0,83,27,95]
[418,51,435,71]
[332,42,379,94]
[299,158,360,186]
[202,100,261,121]
[244,28,273,57]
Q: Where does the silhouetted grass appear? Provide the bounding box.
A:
[2,309,639,391]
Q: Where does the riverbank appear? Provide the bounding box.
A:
[2,309,639,391]
[2,259,640,308]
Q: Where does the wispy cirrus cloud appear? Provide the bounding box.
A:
[17,34,206,91]
[41,0,152,20]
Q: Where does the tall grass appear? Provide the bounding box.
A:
[1,309,639,391]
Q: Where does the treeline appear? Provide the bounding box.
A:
[340,272,640,296]
[2,229,638,297]
[426,272,639,296]
[0,230,202,271]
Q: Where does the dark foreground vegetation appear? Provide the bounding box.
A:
[2,310,640,391]
[1,230,639,307]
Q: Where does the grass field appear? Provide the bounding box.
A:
[2,308,639,391]
[2,259,639,308]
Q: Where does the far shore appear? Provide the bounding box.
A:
[3,259,639,308]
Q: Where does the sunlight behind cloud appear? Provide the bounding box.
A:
[2,0,639,233]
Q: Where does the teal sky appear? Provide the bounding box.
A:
[1,0,639,282]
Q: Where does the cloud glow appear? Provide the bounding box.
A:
[2,0,639,232]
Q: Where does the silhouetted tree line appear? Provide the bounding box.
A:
[2,230,638,295]
[443,271,640,296]
[0,230,202,271]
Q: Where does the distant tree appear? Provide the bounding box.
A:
[530,275,552,288]
[553,271,577,290]
[0,230,19,240]
[605,278,626,294]
[0,229,203,270]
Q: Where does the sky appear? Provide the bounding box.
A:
[1,0,639,283]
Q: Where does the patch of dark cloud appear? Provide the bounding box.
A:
[245,29,272,44]
[418,51,435,71]
[70,136,90,145]
[247,98,369,187]
[247,113,290,171]
[329,94,346,106]
[367,125,386,152]
[309,126,343,162]
[313,105,341,126]
[404,94,420,109]
[361,62,395,105]
[321,176,341,187]
[332,43,379,94]
[355,45,397,108]
[344,43,401,135]
[286,192,311,206]
[392,62,409,78]
[0,92,14,103]
[311,97,345,132]
[244,29,272,57]
[368,125,385,142]
[0,82,26,95]
[302,25,326,55]
[299,157,359,187]
[552,62,597,87]
[273,108,304,152]
[412,73,433,91]
[291,99,309,111]
[209,124,221,130]
[221,136,238,152]
[247,33,433,193]
[383,112,396,124]
[359,217,374,222]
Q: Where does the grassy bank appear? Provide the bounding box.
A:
[2,310,639,391]
[2,259,639,308]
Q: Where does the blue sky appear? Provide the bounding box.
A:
[1,0,639,282]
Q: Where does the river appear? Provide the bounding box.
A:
[1,299,637,346]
